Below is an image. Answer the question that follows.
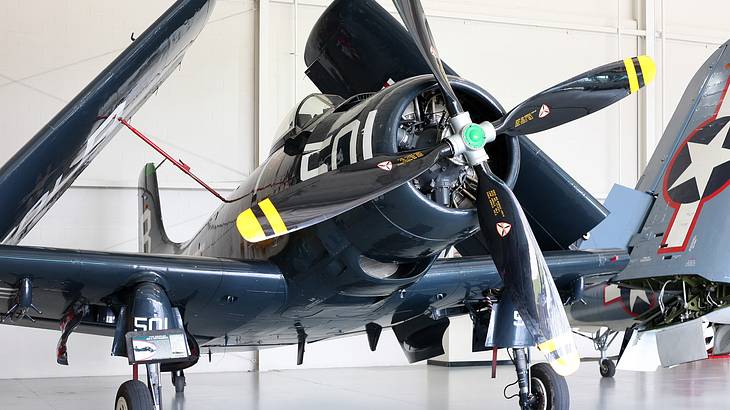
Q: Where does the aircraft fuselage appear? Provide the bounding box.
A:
[162,75,516,346]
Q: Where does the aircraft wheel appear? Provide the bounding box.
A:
[172,370,186,393]
[115,380,154,410]
[530,362,569,410]
[599,358,616,378]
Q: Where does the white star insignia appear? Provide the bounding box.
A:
[670,122,730,196]
[604,284,620,303]
[629,289,650,311]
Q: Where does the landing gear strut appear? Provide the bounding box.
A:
[146,363,162,408]
[509,347,569,410]
[576,328,618,377]
[112,282,193,409]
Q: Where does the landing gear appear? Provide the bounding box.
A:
[114,365,162,410]
[508,348,569,410]
[115,380,154,410]
[111,282,195,410]
[599,358,616,378]
[575,328,618,378]
[530,363,569,410]
[511,348,533,409]
[146,363,162,408]
[172,370,186,393]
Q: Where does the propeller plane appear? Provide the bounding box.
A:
[2,1,729,409]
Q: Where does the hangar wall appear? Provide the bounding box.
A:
[0,0,727,377]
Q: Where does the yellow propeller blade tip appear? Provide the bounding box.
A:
[537,334,581,376]
[547,351,581,376]
[236,208,266,242]
[637,55,656,85]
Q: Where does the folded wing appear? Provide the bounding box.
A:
[0,0,215,245]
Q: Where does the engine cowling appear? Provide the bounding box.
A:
[325,76,517,264]
[261,76,518,299]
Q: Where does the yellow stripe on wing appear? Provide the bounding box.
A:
[236,208,266,242]
[259,198,288,235]
[623,57,640,94]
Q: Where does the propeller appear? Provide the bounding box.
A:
[236,145,450,242]
[393,0,579,376]
[493,56,655,136]
[236,0,655,376]
[391,0,462,117]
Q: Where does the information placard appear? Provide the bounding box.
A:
[125,329,191,364]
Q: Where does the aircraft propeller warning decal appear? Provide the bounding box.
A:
[662,78,730,254]
[429,45,438,58]
[496,222,512,237]
[539,104,550,118]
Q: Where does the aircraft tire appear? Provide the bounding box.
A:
[530,362,569,410]
[115,380,154,410]
[599,358,616,378]
[172,370,186,393]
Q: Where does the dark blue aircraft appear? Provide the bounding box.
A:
[13,0,730,409]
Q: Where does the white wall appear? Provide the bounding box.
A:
[0,0,728,378]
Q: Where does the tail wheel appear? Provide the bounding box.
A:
[115,380,153,410]
[530,362,570,410]
[172,370,186,393]
[599,358,616,378]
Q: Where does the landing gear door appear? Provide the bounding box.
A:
[486,297,535,349]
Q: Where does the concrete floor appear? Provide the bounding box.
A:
[2,359,729,409]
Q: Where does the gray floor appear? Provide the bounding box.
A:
[2,359,729,409]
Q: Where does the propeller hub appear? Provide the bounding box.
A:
[445,113,494,166]
[462,123,487,150]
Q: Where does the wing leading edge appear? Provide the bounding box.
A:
[398,249,629,321]
[0,244,285,344]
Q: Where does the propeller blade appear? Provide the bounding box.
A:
[393,0,463,116]
[473,162,579,376]
[494,55,656,136]
[236,145,450,243]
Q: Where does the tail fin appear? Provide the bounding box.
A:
[615,40,730,282]
[138,164,178,254]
